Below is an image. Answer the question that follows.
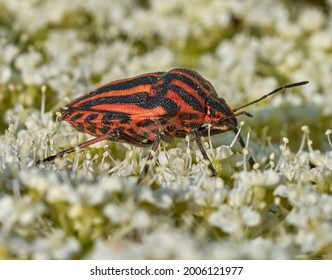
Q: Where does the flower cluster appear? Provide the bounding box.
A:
[0,0,332,260]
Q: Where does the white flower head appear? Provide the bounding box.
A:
[236,169,280,188]
[209,204,260,237]
[32,230,80,260]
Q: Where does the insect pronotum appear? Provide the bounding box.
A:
[36,68,308,181]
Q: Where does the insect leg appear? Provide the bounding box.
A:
[138,133,163,183]
[233,128,255,167]
[36,131,120,165]
[191,129,217,176]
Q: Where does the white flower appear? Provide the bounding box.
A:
[137,186,157,205]
[194,177,228,207]
[130,210,150,229]
[138,226,200,259]
[236,169,280,188]
[19,170,48,194]
[103,203,132,224]
[310,31,332,51]
[298,8,324,32]
[76,183,106,206]
[0,66,11,83]
[215,145,233,160]
[46,180,80,205]
[32,230,80,260]
[240,206,261,227]
[295,223,332,253]
[209,204,260,236]
[274,184,288,197]
[0,195,45,234]
[228,185,251,207]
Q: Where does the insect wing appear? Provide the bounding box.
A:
[60,71,170,141]
[65,72,165,108]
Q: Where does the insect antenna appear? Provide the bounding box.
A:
[233,81,309,112]
[230,80,308,168]
[234,110,253,118]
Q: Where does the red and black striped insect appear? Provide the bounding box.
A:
[36,68,308,180]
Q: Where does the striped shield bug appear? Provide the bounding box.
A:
[36,68,308,181]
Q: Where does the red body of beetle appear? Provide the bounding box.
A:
[37,68,308,180]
